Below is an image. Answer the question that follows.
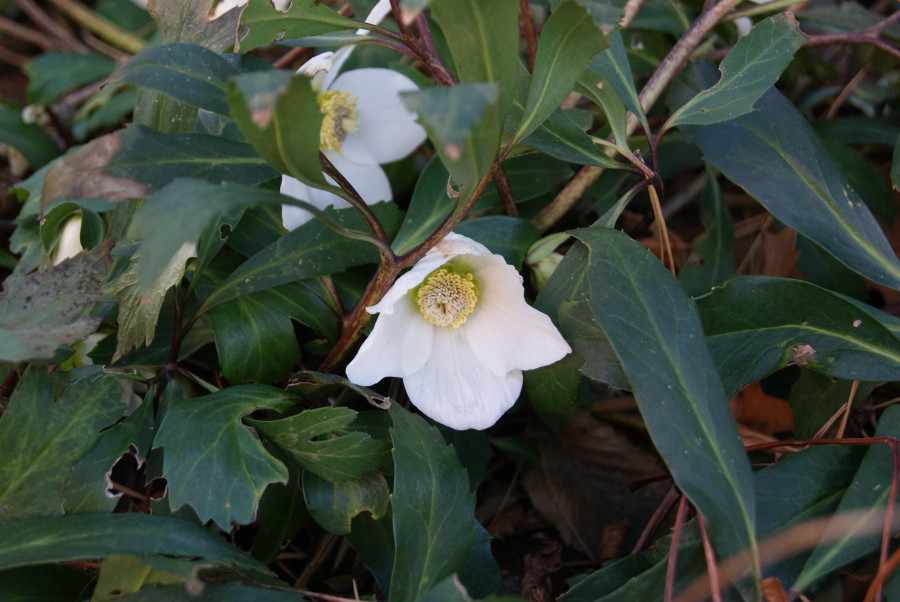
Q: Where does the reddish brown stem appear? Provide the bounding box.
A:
[698,514,724,602]
[519,0,537,71]
[665,495,691,602]
[494,166,518,217]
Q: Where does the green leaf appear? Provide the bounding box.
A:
[0,513,269,573]
[107,243,196,361]
[401,83,499,190]
[892,132,900,192]
[821,137,895,225]
[429,0,519,119]
[62,388,156,514]
[391,156,454,254]
[678,169,735,296]
[154,0,241,51]
[559,300,628,389]
[197,201,400,314]
[208,283,338,383]
[388,404,476,602]
[0,108,58,169]
[512,0,608,144]
[523,351,583,416]
[684,89,900,289]
[454,216,539,269]
[576,69,629,151]
[249,407,391,482]
[589,29,649,133]
[0,565,94,601]
[0,240,112,363]
[563,0,626,33]
[251,465,308,564]
[303,470,390,535]
[667,13,806,128]
[92,554,186,600]
[793,406,900,593]
[236,0,359,53]
[26,52,116,104]
[105,124,277,192]
[226,70,332,191]
[115,43,238,115]
[521,107,624,169]
[0,368,126,523]
[153,385,294,529]
[561,227,758,582]
[696,276,900,397]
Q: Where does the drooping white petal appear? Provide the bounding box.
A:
[464,254,571,376]
[330,69,426,164]
[403,327,523,430]
[346,299,434,384]
[53,215,83,265]
[280,156,391,230]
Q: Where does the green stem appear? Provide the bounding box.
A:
[46,0,146,54]
[531,0,744,233]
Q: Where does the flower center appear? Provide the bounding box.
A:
[318,90,359,154]
[415,266,478,328]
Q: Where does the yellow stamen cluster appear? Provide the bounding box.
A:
[318,90,359,154]
[416,268,479,328]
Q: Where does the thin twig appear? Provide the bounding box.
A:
[13,0,87,51]
[0,16,54,50]
[494,166,518,217]
[698,514,723,602]
[519,0,537,71]
[665,495,691,602]
[836,380,860,439]
[648,184,675,274]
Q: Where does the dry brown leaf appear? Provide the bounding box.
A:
[42,132,146,206]
[760,576,789,602]
[522,409,669,558]
[730,380,794,435]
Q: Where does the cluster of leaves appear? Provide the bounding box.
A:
[0,0,899,600]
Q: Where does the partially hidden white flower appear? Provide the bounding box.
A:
[210,0,290,19]
[280,0,426,230]
[346,233,572,431]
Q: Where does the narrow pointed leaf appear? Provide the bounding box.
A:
[589,30,649,133]
[696,276,900,397]
[684,89,900,289]
[236,0,359,53]
[512,0,608,144]
[556,227,759,583]
[667,13,806,128]
[0,513,269,573]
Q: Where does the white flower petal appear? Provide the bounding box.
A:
[53,215,83,265]
[330,69,426,164]
[346,299,434,384]
[465,255,571,376]
[280,157,390,230]
[403,327,523,430]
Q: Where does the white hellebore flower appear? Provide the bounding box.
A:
[346,233,572,431]
[280,63,427,229]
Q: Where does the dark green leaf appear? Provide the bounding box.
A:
[26,52,116,105]
[0,513,269,573]
[115,43,238,115]
[522,107,624,169]
[512,0,608,144]
[523,351,583,416]
[684,89,900,289]
[153,385,294,529]
[696,276,900,397]
[251,466,308,564]
[303,471,390,535]
[106,125,277,191]
[226,70,332,191]
[793,406,900,593]
[589,30,649,133]
[667,13,806,128]
[391,156,454,254]
[401,83,499,190]
[0,368,126,523]
[388,404,476,602]
[678,169,735,296]
[62,388,155,514]
[458,522,506,598]
[197,201,400,314]
[564,227,758,580]
[0,240,112,362]
[0,565,94,601]
[821,138,895,224]
[153,0,241,51]
[454,216,540,269]
[118,581,304,601]
[236,0,359,53]
[0,108,59,168]
[429,0,519,119]
[250,407,391,482]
